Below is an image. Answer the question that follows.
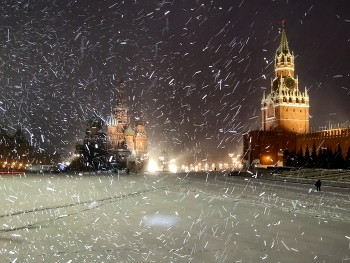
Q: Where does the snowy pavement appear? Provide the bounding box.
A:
[0,171,350,262]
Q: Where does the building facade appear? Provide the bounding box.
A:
[261,25,309,134]
[243,24,350,167]
[106,80,148,169]
[81,80,148,170]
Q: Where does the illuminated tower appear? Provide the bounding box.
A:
[106,80,131,152]
[261,22,309,133]
[106,79,148,169]
[115,80,130,132]
[134,116,148,157]
[114,80,130,148]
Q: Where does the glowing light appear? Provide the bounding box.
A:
[169,164,177,173]
[148,160,158,172]
[181,165,189,172]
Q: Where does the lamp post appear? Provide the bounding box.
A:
[74,153,80,172]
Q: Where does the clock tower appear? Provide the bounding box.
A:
[243,21,350,168]
[261,23,309,134]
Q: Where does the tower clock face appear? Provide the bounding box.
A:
[284,77,295,89]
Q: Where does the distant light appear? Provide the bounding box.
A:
[169,164,177,173]
[148,160,158,173]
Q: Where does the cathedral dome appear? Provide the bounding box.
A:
[135,118,145,126]
[87,116,105,129]
[124,125,135,136]
[106,113,118,126]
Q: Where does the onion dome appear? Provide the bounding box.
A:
[106,113,118,126]
[124,125,135,136]
[87,116,105,130]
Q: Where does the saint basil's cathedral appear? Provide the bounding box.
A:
[243,22,350,168]
[82,80,148,170]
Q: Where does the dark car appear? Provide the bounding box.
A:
[228,170,240,176]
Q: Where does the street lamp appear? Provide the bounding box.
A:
[266,156,273,165]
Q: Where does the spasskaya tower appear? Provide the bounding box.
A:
[261,21,309,133]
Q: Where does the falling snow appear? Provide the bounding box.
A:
[0,1,348,162]
[0,0,349,262]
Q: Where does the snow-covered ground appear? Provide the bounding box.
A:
[0,171,349,262]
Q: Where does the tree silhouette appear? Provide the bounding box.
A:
[310,143,317,168]
[304,145,310,168]
[281,143,349,170]
[297,147,304,167]
[333,143,344,169]
[345,146,350,169]
[316,147,324,168]
[325,147,333,169]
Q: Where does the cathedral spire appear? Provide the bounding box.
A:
[117,79,126,107]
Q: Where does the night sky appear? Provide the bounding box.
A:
[0,0,349,164]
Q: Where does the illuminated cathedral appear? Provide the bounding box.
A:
[243,22,350,168]
[105,80,148,169]
[81,80,148,170]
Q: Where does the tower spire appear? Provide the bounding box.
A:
[118,79,126,107]
[262,21,309,134]
[277,20,290,55]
